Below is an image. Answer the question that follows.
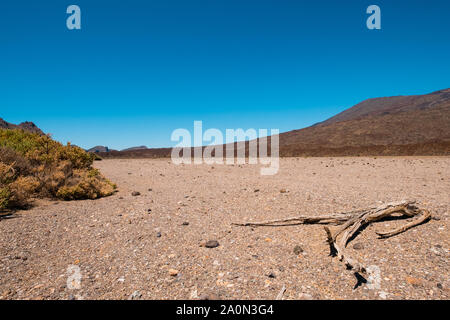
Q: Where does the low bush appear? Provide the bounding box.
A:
[0,129,116,210]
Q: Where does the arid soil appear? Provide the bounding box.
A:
[0,157,449,300]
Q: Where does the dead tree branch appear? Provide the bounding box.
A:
[232,200,431,280]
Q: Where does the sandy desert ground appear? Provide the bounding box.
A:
[0,157,449,300]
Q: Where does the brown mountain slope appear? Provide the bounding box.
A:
[0,118,44,135]
[318,88,450,126]
[98,88,450,158]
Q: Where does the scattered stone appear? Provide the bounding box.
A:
[293,245,304,255]
[148,188,153,191]
[406,276,423,287]
[298,293,313,300]
[205,240,220,248]
[14,253,28,261]
[156,232,161,238]
[131,191,141,196]
[182,222,189,226]
[267,272,276,278]
[254,189,260,192]
[128,291,142,300]
[280,189,287,193]
[437,283,443,289]
[353,243,364,250]
[168,269,179,277]
[190,289,199,299]
[147,209,152,214]
[199,293,220,300]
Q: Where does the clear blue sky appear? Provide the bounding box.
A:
[1,0,449,149]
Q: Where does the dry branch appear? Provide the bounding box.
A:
[232,200,431,281]
[376,209,431,238]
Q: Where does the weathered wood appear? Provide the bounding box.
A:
[233,200,431,282]
[376,210,431,238]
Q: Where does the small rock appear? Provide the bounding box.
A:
[168,269,179,277]
[298,293,313,300]
[182,222,189,226]
[266,272,276,278]
[190,289,199,299]
[205,240,220,248]
[280,189,287,193]
[147,209,152,214]
[131,191,141,196]
[378,291,388,299]
[254,189,260,192]
[148,188,153,191]
[128,291,142,300]
[353,243,364,250]
[406,276,422,287]
[437,283,443,289]
[199,293,220,300]
[293,245,304,255]
[14,253,28,261]
[156,232,161,238]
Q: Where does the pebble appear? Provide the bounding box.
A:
[353,243,364,250]
[293,245,304,255]
[205,240,220,248]
[156,232,161,238]
[128,291,142,300]
[405,276,422,287]
[182,222,189,226]
[131,191,141,196]
[168,269,179,277]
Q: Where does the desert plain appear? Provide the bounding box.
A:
[0,157,448,300]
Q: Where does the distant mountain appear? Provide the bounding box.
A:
[87,146,113,153]
[278,88,450,155]
[319,88,450,126]
[121,146,148,152]
[0,118,44,135]
[97,88,450,158]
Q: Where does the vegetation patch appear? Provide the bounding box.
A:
[0,129,116,210]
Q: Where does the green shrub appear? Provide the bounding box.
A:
[0,187,11,210]
[0,128,116,210]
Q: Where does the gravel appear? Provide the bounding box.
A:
[0,157,448,300]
